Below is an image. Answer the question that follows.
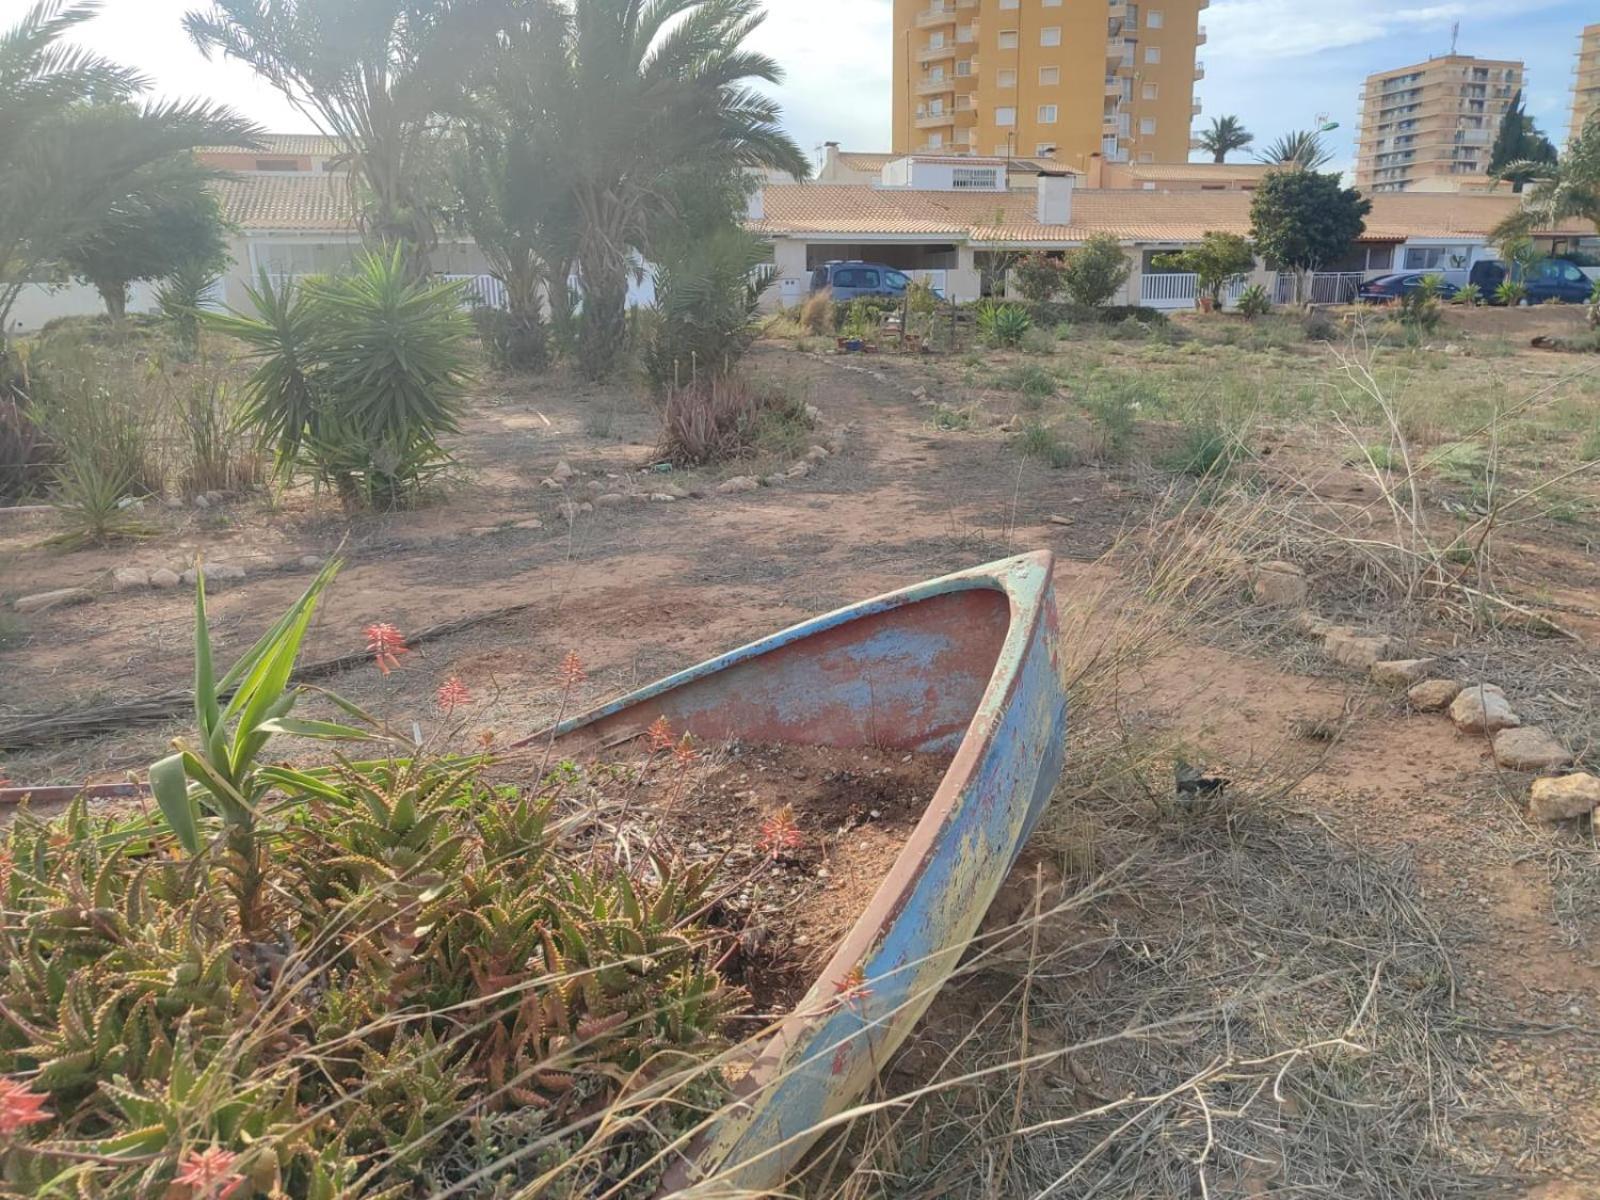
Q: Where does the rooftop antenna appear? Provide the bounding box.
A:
[1450,21,1460,55]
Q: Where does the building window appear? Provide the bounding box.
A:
[1139,117,1156,135]
[1144,46,1161,64]
[928,132,944,147]
[997,29,1018,49]
[1040,26,1061,46]
[956,59,972,75]
[254,158,301,172]
[1138,152,1155,163]
[929,32,944,48]
[1142,82,1158,99]
[952,166,1000,189]
[1147,10,1164,28]
[999,0,1017,7]
[1036,143,1057,155]
[997,68,1017,88]
[1038,105,1058,123]
[1039,66,1060,85]
[995,106,1016,127]
[1043,0,1061,5]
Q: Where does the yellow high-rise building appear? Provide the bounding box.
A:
[1354,55,1523,193]
[890,0,1208,173]
[1571,24,1600,144]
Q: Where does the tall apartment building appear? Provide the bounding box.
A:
[1572,24,1600,144]
[890,0,1207,172]
[1354,55,1523,193]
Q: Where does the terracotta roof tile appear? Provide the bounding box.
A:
[1123,163,1273,182]
[214,173,355,232]
[200,133,342,157]
[754,184,1592,243]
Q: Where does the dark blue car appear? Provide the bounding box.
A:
[1469,258,1595,305]
[809,261,915,302]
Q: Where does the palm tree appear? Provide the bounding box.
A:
[537,0,811,380]
[1492,110,1600,245]
[0,1,258,334]
[1196,115,1252,164]
[1254,129,1334,171]
[185,0,509,269]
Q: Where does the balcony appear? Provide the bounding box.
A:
[1194,59,1205,80]
[916,75,955,95]
[916,42,957,65]
[1196,24,1207,44]
[914,4,957,28]
[1105,75,1123,95]
[1190,135,1207,151]
[1192,99,1203,115]
[915,110,956,130]
[1107,37,1125,58]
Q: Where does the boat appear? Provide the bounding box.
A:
[522,550,1069,1193]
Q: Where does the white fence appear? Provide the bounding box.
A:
[1139,273,1251,310]
[1273,271,1366,305]
[441,273,508,310]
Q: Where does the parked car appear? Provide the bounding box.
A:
[1357,272,1460,304]
[1468,257,1595,305]
[809,261,917,302]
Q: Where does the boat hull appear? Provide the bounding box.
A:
[526,551,1068,1193]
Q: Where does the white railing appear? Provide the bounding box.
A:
[1273,271,1366,305]
[1139,273,1250,309]
[442,273,509,310]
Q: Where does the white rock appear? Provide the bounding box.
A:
[298,555,324,569]
[578,502,593,513]
[786,461,813,479]
[149,568,181,589]
[1492,727,1573,771]
[513,518,544,530]
[805,445,831,464]
[1528,774,1600,822]
[192,493,209,509]
[717,476,759,494]
[804,403,822,421]
[1251,561,1308,608]
[552,460,575,482]
[14,587,93,614]
[585,480,604,495]
[539,477,562,490]
[112,567,150,592]
[594,493,626,507]
[1292,610,1335,637]
[1407,679,1462,711]
[1449,684,1520,735]
[649,493,676,502]
[1324,629,1395,668]
[1370,658,1436,689]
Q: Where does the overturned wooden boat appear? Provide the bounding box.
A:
[526,550,1069,1193]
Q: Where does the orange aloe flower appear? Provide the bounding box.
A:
[435,677,472,713]
[0,1078,51,1134]
[647,716,675,752]
[363,623,408,675]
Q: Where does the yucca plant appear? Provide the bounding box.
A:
[1496,277,1528,307]
[976,300,1032,347]
[150,559,388,934]
[156,259,222,359]
[1236,283,1271,319]
[1454,282,1483,307]
[43,451,159,549]
[206,269,321,472]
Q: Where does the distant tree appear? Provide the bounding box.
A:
[185,0,512,271]
[0,1,256,337]
[1060,234,1131,308]
[1154,231,1256,309]
[1197,115,1253,164]
[1493,109,1600,244]
[1249,169,1371,304]
[1488,90,1558,193]
[1011,251,1067,303]
[58,121,231,320]
[1254,129,1334,171]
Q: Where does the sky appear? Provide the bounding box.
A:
[59,0,1597,179]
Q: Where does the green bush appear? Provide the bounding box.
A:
[0,576,747,1199]
[1016,420,1078,468]
[834,294,899,334]
[1398,287,1443,333]
[1081,376,1139,459]
[993,363,1057,399]
[473,304,549,372]
[1060,234,1132,309]
[1019,325,1058,355]
[1012,252,1067,303]
[1153,232,1255,309]
[1495,278,1528,306]
[211,248,473,507]
[976,300,1032,347]
[645,229,773,388]
[1163,422,1241,477]
[1453,282,1482,307]
[1236,283,1272,319]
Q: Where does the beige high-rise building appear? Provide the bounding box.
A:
[1354,55,1523,193]
[891,0,1207,174]
[1571,24,1600,144]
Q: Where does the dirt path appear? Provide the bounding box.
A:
[4,343,1598,1191]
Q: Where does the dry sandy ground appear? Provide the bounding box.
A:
[3,333,1599,1193]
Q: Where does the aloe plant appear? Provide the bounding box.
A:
[150,559,387,933]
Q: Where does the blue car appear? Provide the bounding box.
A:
[809,261,916,302]
[1469,257,1595,305]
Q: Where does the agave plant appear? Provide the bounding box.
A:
[976,300,1032,348]
[150,559,389,934]
[1496,277,1528,307]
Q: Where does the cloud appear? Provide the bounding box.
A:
[746,0,894,155]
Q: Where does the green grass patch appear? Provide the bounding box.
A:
[1016,421,1079,469]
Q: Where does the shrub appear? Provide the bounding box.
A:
[1012,252,1068,303]
[835,295,899,335]
[155,261,222,360]
[42,452,159,549]
[210,249,473,507]
[1398,287,1443,332]
[1153,232,1256,309]
[1081,376,1139,459]
[1060,234,1132,309]
[1019,325,1058,355]
[0,353,48,502]
[993,363,1057,399]
[1236,283,1272,319]
[1581,424,1600,461]
[1453,282,1483,307]
[473,304,549,371]
[30,348,165,512]
[1,577,745,1199]
[799,288,835,333]
[657,373,805,466]
[1303,308,1337,341]
[1016,420,1078,468]
[645,230,773,389]
[1496,277,1528,306]
[976,300,1032,347]
[176,370,262,498]
[1164,422,1242,477]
